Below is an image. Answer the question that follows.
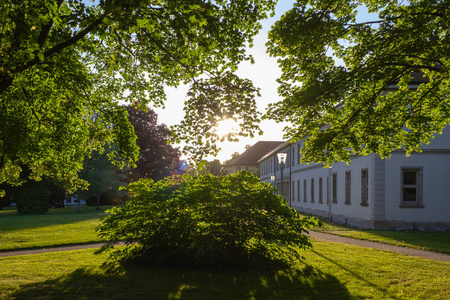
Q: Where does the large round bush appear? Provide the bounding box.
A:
[97,172,320,268]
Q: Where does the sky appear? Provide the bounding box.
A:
[154,1,375,163]
[154,1,297,163]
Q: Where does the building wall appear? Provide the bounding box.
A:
[383,151,450,226]
[259,126,450,231]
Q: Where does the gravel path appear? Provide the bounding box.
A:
[1,232,449,262]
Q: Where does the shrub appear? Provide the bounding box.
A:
[15,182,50,215]
[97,172,320,269]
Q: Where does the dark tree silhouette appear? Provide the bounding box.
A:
[125,106,181,182]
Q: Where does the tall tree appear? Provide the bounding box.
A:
[79,147,126,210]
[0,0,275,192]
[125,106,180,182]
[266,0,450,164]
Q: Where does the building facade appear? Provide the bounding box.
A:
[259,127,450,231]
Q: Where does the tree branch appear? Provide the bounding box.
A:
[36,0,64,48]
[143,29,195,76]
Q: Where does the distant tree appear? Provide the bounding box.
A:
[266,0,450,164]
[125,106,181,182]
[231,152,240,160]
[0,184,13,209]
[79,147,126,210]
[205,159,226,176]
[185,159,227,177]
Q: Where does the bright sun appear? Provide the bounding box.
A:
[214,119,239,138]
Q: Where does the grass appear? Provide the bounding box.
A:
[0,206,109,251]
[302,215,450,254]
[2,206,449,255]
[0,240,448,300]
[0,206,449,299]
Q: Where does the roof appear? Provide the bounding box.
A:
[224,141,285,167]
[257,140,291,163]
[392,71,430,85]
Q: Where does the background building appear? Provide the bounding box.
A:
[224,141,284,175]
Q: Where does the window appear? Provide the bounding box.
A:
[332,173,337,203]
[292,148,295,166]
[297,144,301,164]
[401,168,423,207]
[319,177,323,204]
[286,150,290,168]
[297,180,300,202]
[311,178,315,203]
[292,181,295,203]
[345,171,351,204]
[361,169,369,206]
[326,176,330,204]
[303,179,307,202]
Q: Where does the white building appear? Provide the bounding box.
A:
[259,126,450,231]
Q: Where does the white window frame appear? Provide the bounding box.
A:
[400,167,423,208]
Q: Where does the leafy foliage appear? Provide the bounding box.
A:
[15,181,50,215]
[79,146,126,209]
[266,0,450,164]
[0,0,275,191]
[97,172,320,269]
[187,159,226,177]
[124,106,180,182]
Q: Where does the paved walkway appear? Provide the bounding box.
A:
[1,232,449,262]
[0,242,108,258]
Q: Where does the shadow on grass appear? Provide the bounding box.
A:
[312,250,403,300]
[10,262,352,300]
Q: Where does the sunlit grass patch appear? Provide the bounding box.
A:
[0,207,110,251]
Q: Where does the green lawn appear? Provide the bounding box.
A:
[1,207,449,299]
[2,207,449,255]
[0,240,448,300]
[0,206,109,251]
[311,218,450,254]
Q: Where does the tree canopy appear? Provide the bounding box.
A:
[124,105,180,182]
[266,0,450,164]
[0,0,275,192]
